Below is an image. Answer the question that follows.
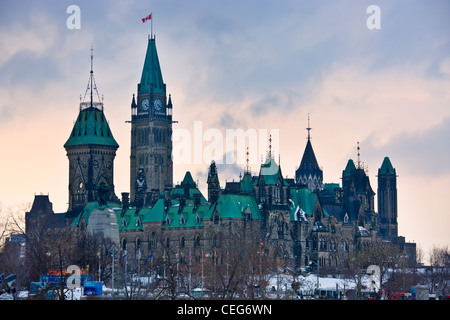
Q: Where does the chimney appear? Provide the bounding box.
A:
[151,188,159,205]
[145,191,152,207]
[194,193,201,207]
[121,192,129,216]
[164,187,172,211]
[179,195,186,213]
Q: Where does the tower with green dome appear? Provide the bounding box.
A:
[64,48,119,218]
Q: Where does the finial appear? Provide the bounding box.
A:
[357,142,361,169]
[245,146,250,174]
[306,113,311,140]
[268,134,272,159]
[90,46,94,108]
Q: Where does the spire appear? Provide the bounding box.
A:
[139,37,165,95]
[131,94,137,108]
[295,116,323,190]
[80,46,103,111]
[65,47,118,149]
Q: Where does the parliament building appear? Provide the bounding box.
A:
[26,34,416,273]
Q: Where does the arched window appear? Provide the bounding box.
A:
[166,237,170,248]
[194,234,201,248]
[275,183,281,203]
[122,238,127,253]
[259,185,266,203]
[136,238,141,251]
[149,231,157,249]
[277,215,284,239]
[213,212,220,224]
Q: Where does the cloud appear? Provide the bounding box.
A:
[363,116,450,177]
[0,11,58,66]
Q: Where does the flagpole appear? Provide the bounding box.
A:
[151,12,153,39]
[112,249,115,296]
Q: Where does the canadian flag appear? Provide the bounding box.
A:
[142,13,151,23]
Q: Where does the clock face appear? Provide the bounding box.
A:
[154,99,162,111]
[142,98,150,111]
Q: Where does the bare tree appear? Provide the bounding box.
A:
[425,244,449,297]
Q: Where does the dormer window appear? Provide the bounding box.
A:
[165,215,171,225]
[136,216,142,227]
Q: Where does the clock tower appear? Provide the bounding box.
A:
[130,35,173,204]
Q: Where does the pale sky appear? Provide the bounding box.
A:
[0,0,449,258]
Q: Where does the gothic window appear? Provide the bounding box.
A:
[180,236,185,248]
[275,183,281,203]
[314,209,321,222]
[165,237,170,248]
[319,238,325,250]
[194,234,201,248]
[277,215,284,239]
[259,185,266,203]
[212,234,218,248]
[122,238,127,253]
[213,211,220,224]
[149,232,157,249]
[136,238,141,253]
[343,240,349,252]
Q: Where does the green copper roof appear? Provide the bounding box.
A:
[323,183,340,194]
[205,194,262,220]
[180,171,196,188]
[64,107,119,148]
[343,159,356,176]
[139,37,165,95]
[379,157,395,174]
[70,202,148,231]
[289,188,318,221]
[240,172,254,194]
[258,157,289,186]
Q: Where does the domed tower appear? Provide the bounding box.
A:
[64,48,119,219]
